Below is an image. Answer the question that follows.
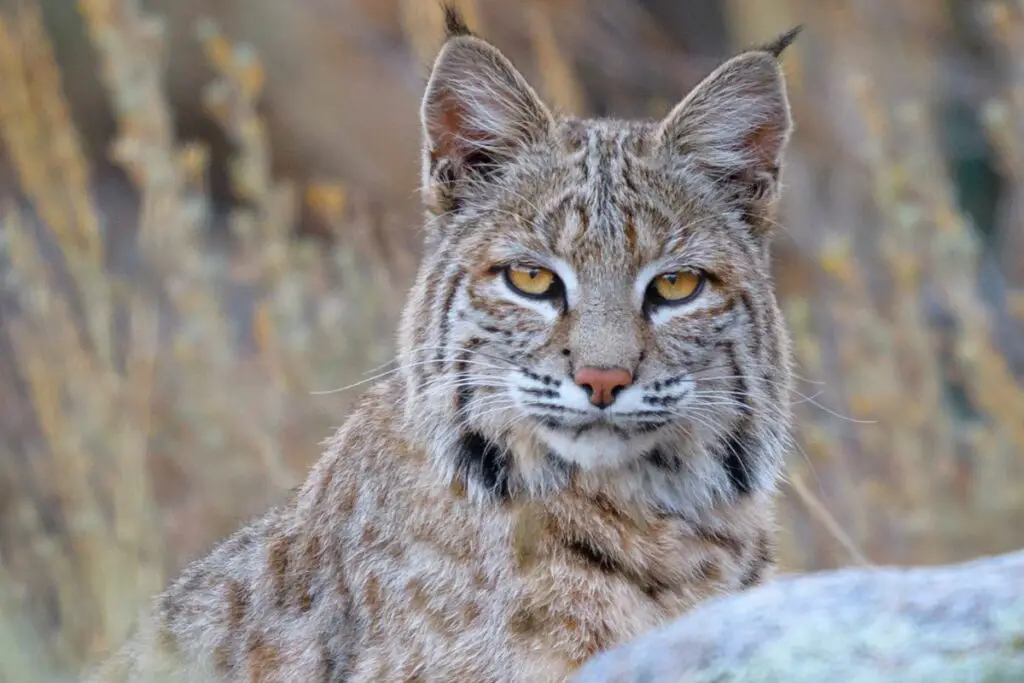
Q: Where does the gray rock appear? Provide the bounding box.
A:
[571,550,1024,683]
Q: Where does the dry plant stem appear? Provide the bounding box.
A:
[78,0,232,352]
[0,5,124,654]
[787,472,871,568]
[197,17,298,487]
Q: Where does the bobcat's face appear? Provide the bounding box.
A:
[400,22,796,499]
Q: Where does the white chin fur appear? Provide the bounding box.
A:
[538,425,661,470]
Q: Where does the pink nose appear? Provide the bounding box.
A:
[574,366,633,408]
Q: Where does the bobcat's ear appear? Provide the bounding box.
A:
[657,28,801,225]
[420,12,554,215]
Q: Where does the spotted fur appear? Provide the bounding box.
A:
[88,10,799,683]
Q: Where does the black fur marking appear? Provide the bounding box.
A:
[695,526,745,557]
[722,169,769,217]
[319,603,357,682]
[724,342,744,395]
[642,394,682,407]
[692,559,719,582]
[718,430,754,497]
[543,375,558,386]
[662,374,687,388]
[453,341,486,416]
[442,4,474,38]
[718,344,755,496]
[645,447,682,472]
[626,422,667,435]
[562,537,670,600]
[524,402,581,413]
[546,449,576,475]
[569,422,631,439]
[435,270,465,371]
[755,25,803,58]
[653,507,693,523]
[455,431,512,500]
[522,387,559,399]
[620,153,641,198]
[545,449,578,488]
[614,410,674,419]
[737,292,761,361]
[739,533,774,588]
[455,381,472,418]
[414,266,442,391]
[738,564,763,589]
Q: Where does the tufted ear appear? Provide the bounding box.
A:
[420,8,554,215]
[656,27,802,225]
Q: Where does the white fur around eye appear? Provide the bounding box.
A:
[547,257,579,308]
[491,277,561,322]
[634,260,669,308]
[647,294,719,325]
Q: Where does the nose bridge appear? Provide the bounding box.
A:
[569,293,642,370]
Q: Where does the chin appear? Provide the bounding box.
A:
[537,421,665,471]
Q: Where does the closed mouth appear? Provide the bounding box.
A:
[537,414,670,439]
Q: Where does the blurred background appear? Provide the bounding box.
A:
[0,0,1022,679]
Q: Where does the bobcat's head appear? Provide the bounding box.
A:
[398,7,799,509]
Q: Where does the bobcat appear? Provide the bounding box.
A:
[90,8,800,683]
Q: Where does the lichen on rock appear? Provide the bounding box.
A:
[572,550,1024,683]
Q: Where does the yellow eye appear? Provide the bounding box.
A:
[505,265,558,298]
[651,271,704,304]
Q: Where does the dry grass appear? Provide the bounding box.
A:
[0,0,399,676]
[0,0,1021,680]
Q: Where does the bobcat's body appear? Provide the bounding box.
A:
[98,381,774,682]
[90,9,801,683]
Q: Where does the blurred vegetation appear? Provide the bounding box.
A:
[0,0,1021,680]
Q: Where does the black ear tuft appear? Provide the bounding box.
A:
[755,25,803,59]
[442,4,474,39]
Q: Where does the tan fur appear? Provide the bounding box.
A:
[86,10,800,683]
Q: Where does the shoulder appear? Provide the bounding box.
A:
[297,378,426,510]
